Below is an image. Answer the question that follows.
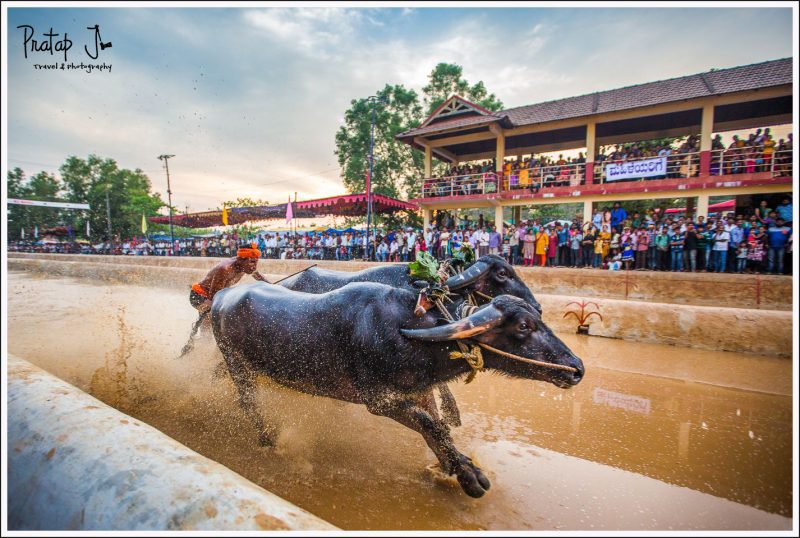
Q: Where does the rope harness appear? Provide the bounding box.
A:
[419,261,577,383]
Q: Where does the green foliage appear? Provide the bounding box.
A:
[220,197,270,209]
[422,63,504,115]
[335,84,425,200]
[451,243,476,265]
[6,155,165,242]
[408,250,440,282]
[7,167,64,238]
[335,63,504,202]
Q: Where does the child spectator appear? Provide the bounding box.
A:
[593,234,604,268]
[736,243,748,273]
[621,237,635,270]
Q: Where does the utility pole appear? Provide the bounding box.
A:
[158,154,176,254]
[365,94,386,261]
[105,183,113,249]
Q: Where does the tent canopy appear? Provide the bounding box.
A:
[148,192,417,229]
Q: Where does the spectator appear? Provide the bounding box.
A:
[522,227,535,266]
[488,227,501,256]
[547,227,558,267]
[712,223,731,273]
[534,226,549,267]
[669,224,685,272]
[570,226,583,268]
[634,226,649,270]
[611,202,627,234]
[766,218,792,274]
[776,197,793,226]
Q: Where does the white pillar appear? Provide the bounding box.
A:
[696,194,709,220]
[424,145,432,178]
[422,208,431,232]
[700,104,714,151]
[583,200,593,224]
[494,205,504,235]
[496,133,505,173]
[586,122,596,163]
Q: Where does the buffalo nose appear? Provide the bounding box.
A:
[569,359,585,384]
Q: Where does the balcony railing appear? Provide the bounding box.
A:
[418,146,792,199]
[503,162,586,191]
[709,146,793,177]
[422,172,499,198]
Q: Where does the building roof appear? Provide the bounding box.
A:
[398,57,792,141]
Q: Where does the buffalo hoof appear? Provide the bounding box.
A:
[455,455,491,498]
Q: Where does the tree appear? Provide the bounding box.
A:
[6,168,64,239]
[335,84,425,201]
[422,63,504,116]
[219,197,270,209]
[57,155,165,241]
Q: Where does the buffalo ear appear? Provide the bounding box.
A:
[400,305,504,342]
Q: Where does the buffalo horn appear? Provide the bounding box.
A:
[401,305,504,341]
[444,261,491,290]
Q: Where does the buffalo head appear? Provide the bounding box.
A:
[444,255,542,314]
[401,295,583,388]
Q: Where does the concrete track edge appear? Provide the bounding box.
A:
[6,355,338,531]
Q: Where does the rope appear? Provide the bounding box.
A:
[475,342,578,373]
[433,297,483,384]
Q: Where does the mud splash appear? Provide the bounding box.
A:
[5,271,793,530]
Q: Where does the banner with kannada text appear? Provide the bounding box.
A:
[605,157,667,181]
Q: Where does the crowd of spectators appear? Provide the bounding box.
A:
[423,129,793,197]
[488,196,793,275]
[8,196,793,275]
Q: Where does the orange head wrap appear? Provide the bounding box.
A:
[237,243,261,259]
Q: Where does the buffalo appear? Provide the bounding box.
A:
[279,254,542,426]
[280,254,542,314]
[211,281,583,498]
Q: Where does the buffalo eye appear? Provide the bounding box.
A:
[495,269,509,281]
[516,320,535,336]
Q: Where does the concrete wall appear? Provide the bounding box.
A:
[7,355,338,531]
[9,253,791,310]
[539,295,791,357]
[8,257,792,356]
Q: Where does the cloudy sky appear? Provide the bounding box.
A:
[4,4,794,212]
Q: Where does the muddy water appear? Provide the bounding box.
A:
[6,272,793,530]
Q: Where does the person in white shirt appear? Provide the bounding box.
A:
[712,223,731,273]
[478,228,490,257]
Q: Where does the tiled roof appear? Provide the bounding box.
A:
[399,114,503,138]
[398,58,792,140]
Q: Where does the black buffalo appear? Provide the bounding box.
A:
[280,254,542,314]
[211,282,583,498]
[279,255,542,426]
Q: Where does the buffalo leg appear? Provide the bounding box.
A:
[220,348,278,447]
[364,395,490,498]
[437,384,462,427]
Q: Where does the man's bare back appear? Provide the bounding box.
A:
[189,244,268,313]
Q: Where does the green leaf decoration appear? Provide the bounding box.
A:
[409,251,440,282]
[452,243,475,265]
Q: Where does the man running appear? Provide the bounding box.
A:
[189,243,269,314]
[180,243,268,357]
